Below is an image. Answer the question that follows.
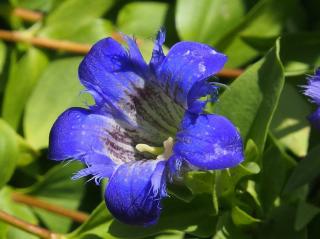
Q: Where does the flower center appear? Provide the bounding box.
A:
[135,137,174,160]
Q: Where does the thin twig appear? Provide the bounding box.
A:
[12,193,89,223]
[217,68,243,78]
[0,29,243,77]
[12,7,43,22]
[0,29,91,54]
[0,210,62,239]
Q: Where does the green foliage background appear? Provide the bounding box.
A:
[0,0,320,238]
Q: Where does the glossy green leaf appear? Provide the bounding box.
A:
[271,83,311,157]
[184,171,214,194]
[68,202,114,239]
[0,41,6,75]
[213,213,248,239]
[24,57,87,149]
[213,40,284,152]
[22,162,85,233]
[0,119,19,189]
[217,0,298,67]
[40,18,114,44]
[45,0,114,23]
[0,187,38,239]
[117,2,168,38]
[280,32,320,76]
[258,205,307,239]
[108,195,217,238]
[12,0,61,11]
[284,145,320,194]
[295,202,320,231]
[231,206,261,226]
[39,0,115,43]
[176,0,246,45]
[259,136,296,213]
[2,48,48,129]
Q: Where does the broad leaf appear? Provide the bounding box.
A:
[39,0,115,43]
[2,48,48,129]
[117,2,168,38]
[271,83,311,157]
[0,119,19,189]
[0,187,38,239]
[24,57,86,149]
[217,0,299,67]
[283,145,320,194]
[175,0,246,45]
[213,40,284,152]
[295,202,320,231]
[22,162,85,233]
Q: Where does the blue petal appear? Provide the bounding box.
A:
[49,107,114,163]
[170,112,244,171]
[79,37,183,141]
[78,37,146,118]
[154,41,227,113]
[308,107,320,130]
[105,160,167,226]
[303,68,320,105]
[150,28,166,71]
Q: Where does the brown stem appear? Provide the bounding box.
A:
[217,68,243,78]
[12,8,43,22]
[0,210,62,239]
[0,29,91,54]
[12,193,89,223]
[0,28,243,77]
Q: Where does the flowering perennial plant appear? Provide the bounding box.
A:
[48,30,244,225]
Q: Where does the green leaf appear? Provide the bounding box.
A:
[40,18,114,44]
[280,32,320,76]
[175,0,246,45]
[117,2,168,38]
[295,202,320,231]
[0,187,38,239]
[68,202,114,239]
[39,0,115,43]
[271,83,311,157]
[231,206,261,226]
[184,171,214,194]
[108,195,217,238]
[12,0,61,11]
[259,136,296,214]
[0,119,19,189]
[283,145,320,194]
[22,162,85,233]
[2,48,48,130]
[213,39,284,152]
[0,41,6,75]
[216,0,298,67]
[24,57,87,149]
[213,213,248,239]
[45,0,114,23]
[258,204,307,239]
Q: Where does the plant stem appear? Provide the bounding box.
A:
[0,29,91,54]
[0,210,63,239]
[0,29,243,77]
[12,193,89,223]
[12,8,43,22]
[216,68,243,78]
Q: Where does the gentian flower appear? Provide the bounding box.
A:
[303,68,320,129]
[48,30,244,226]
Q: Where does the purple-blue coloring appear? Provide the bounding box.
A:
[303,68,320,129]
[48,30,244,226]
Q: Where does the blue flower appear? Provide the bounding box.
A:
[303,68,320,129]
[48,30,244,226]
